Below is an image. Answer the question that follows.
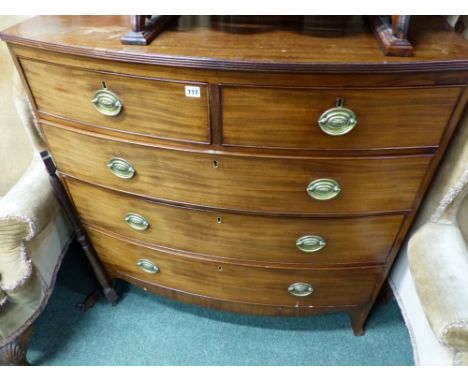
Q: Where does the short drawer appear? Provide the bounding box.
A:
[67,177,404,265]
[221,85,461,150]
[88,227,381,307]
[44,123,432,215]
[20,58,210,143]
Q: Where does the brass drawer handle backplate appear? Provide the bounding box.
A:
[296,235,326,253]
[107,157,135,179]
[92,82,123,117]
[136,259,159,274]
[288,282,314,297]
[307,178,341,201]
[318,98,357,136]
[125,213,149,231]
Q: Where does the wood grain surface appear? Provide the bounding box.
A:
[43,123,432,215]
[2,16,468,72]
[10,44,468,89]
[221,85,461,150]
[2,15,466,331]
[66,177,405,266]
[87,226,382,307]
[20,57,210,143]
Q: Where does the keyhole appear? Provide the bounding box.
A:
[217,265,223,272]
[216,217,222,224]
[101,81,107,89]
[335,98,344,107]
[213,160,219,168]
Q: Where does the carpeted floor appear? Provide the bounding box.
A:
[28,242,414,366]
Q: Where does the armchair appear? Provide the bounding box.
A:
[390,109,468,365]
[0,16,73,365]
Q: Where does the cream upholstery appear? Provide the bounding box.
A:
[0,16,73,354]
[0,17,33,196]
[390,109,468,365]
[389,17,468,365]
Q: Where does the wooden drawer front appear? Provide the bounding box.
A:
[87,227,381,307]
[67,178,404,265]
[44,124,432,215]
[20,58,210,143]
[221,86,460,150]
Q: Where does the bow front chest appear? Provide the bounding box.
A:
[2,15,467,335]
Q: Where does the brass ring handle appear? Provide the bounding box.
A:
[318,99,357,136]
[307,178,341,201]
[107,157,135,179]
[288,282,314,297]
[125,213,149,231]
[92,87,123,117]
[136,259,159,274]
[296,235,326,253]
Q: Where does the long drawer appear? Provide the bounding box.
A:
[66,177,404,265]
[44,123,432,215]
[20,58,210,143]
[221,85,461,150]
[87,227,381,307]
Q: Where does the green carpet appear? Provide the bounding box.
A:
[28,242,414,365]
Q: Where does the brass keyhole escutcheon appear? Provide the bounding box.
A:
[318,98,357,136]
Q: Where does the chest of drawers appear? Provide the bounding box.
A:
[2,15,467,335]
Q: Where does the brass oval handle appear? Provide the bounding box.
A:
[125,213,149,231]
[318,102,357,136]
[107,157,135,179]
[296,235,326,253]
[307,178,341,201]
[92,87,123,117]
[136,259,159,274]
[288,282,313,297]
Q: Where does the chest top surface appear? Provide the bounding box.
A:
[1,15,467,73]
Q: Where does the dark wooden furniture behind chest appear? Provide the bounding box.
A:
[1,15,467,335]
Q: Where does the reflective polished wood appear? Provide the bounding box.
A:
[2,15,467,336]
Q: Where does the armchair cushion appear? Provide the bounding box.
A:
[0,154,59,294]
[409,222,468,361]
[0,210,72,345]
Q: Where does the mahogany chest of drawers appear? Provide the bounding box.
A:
[2,15,467,335]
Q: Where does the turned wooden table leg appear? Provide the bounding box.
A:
[0,325,33,366]
[40,151,118,304]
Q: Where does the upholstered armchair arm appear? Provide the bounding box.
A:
[0,154,58,296]
[408,166,468,365]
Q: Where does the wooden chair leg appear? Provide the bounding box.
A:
[41,151,118,305]
[0,325,33,366]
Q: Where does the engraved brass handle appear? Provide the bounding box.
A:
[288,282,314,297]
[136,259,159,274]
[107,157,135,179]
[125,213,149,231]
[307,178,341,201]
[318,98,357,136]
[296,235,326,253]
[92,85,123,117]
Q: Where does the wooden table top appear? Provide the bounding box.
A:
[1,15,467,72]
